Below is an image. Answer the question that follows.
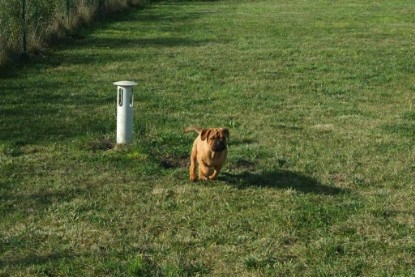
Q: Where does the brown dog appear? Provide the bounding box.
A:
[185,127,229,181]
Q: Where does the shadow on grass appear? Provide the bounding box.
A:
[223,170,347,195]
[0,184,85,216]
[0,184,86,268]
[81,37,217,48]
[0,92,113,144]
[0,251,77,268]
[0,1,226,146]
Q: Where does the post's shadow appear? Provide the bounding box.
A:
[222,170,347,195]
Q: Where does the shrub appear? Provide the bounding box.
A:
[0,0,150,66]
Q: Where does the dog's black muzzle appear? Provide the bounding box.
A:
[213,141,227,152]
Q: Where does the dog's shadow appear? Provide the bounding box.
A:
[222,170,346,195]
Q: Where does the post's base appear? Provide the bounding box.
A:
[114,143,130,151]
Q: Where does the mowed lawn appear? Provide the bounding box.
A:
[1,0,414,275]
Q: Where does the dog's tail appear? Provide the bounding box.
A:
[184,127,203,134]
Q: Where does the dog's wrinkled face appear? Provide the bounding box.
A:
[201,128,229,152]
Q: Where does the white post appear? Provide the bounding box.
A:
[113,81,137,145]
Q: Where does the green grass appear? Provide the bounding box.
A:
[1,0,414,275]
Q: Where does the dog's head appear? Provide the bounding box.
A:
[201,128,229,152]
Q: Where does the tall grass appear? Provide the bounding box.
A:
[0,0,150,66]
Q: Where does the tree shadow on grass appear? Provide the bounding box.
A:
[222,170,347,195]
[0,185,86,270]
[0,1,229,146]
[0,251,78,268]
[0,182,86,216]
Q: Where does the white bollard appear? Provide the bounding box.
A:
[113,81,137,145]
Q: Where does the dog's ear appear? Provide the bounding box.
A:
[222,128,229,140]
[200,129,211,141]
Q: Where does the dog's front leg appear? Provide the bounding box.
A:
[209,165,223,180]
[199,165,213,181]
[189,147,198,181]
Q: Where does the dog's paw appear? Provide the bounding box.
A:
[199,175,209,181]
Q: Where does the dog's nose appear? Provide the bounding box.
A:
[215,140,226,150]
